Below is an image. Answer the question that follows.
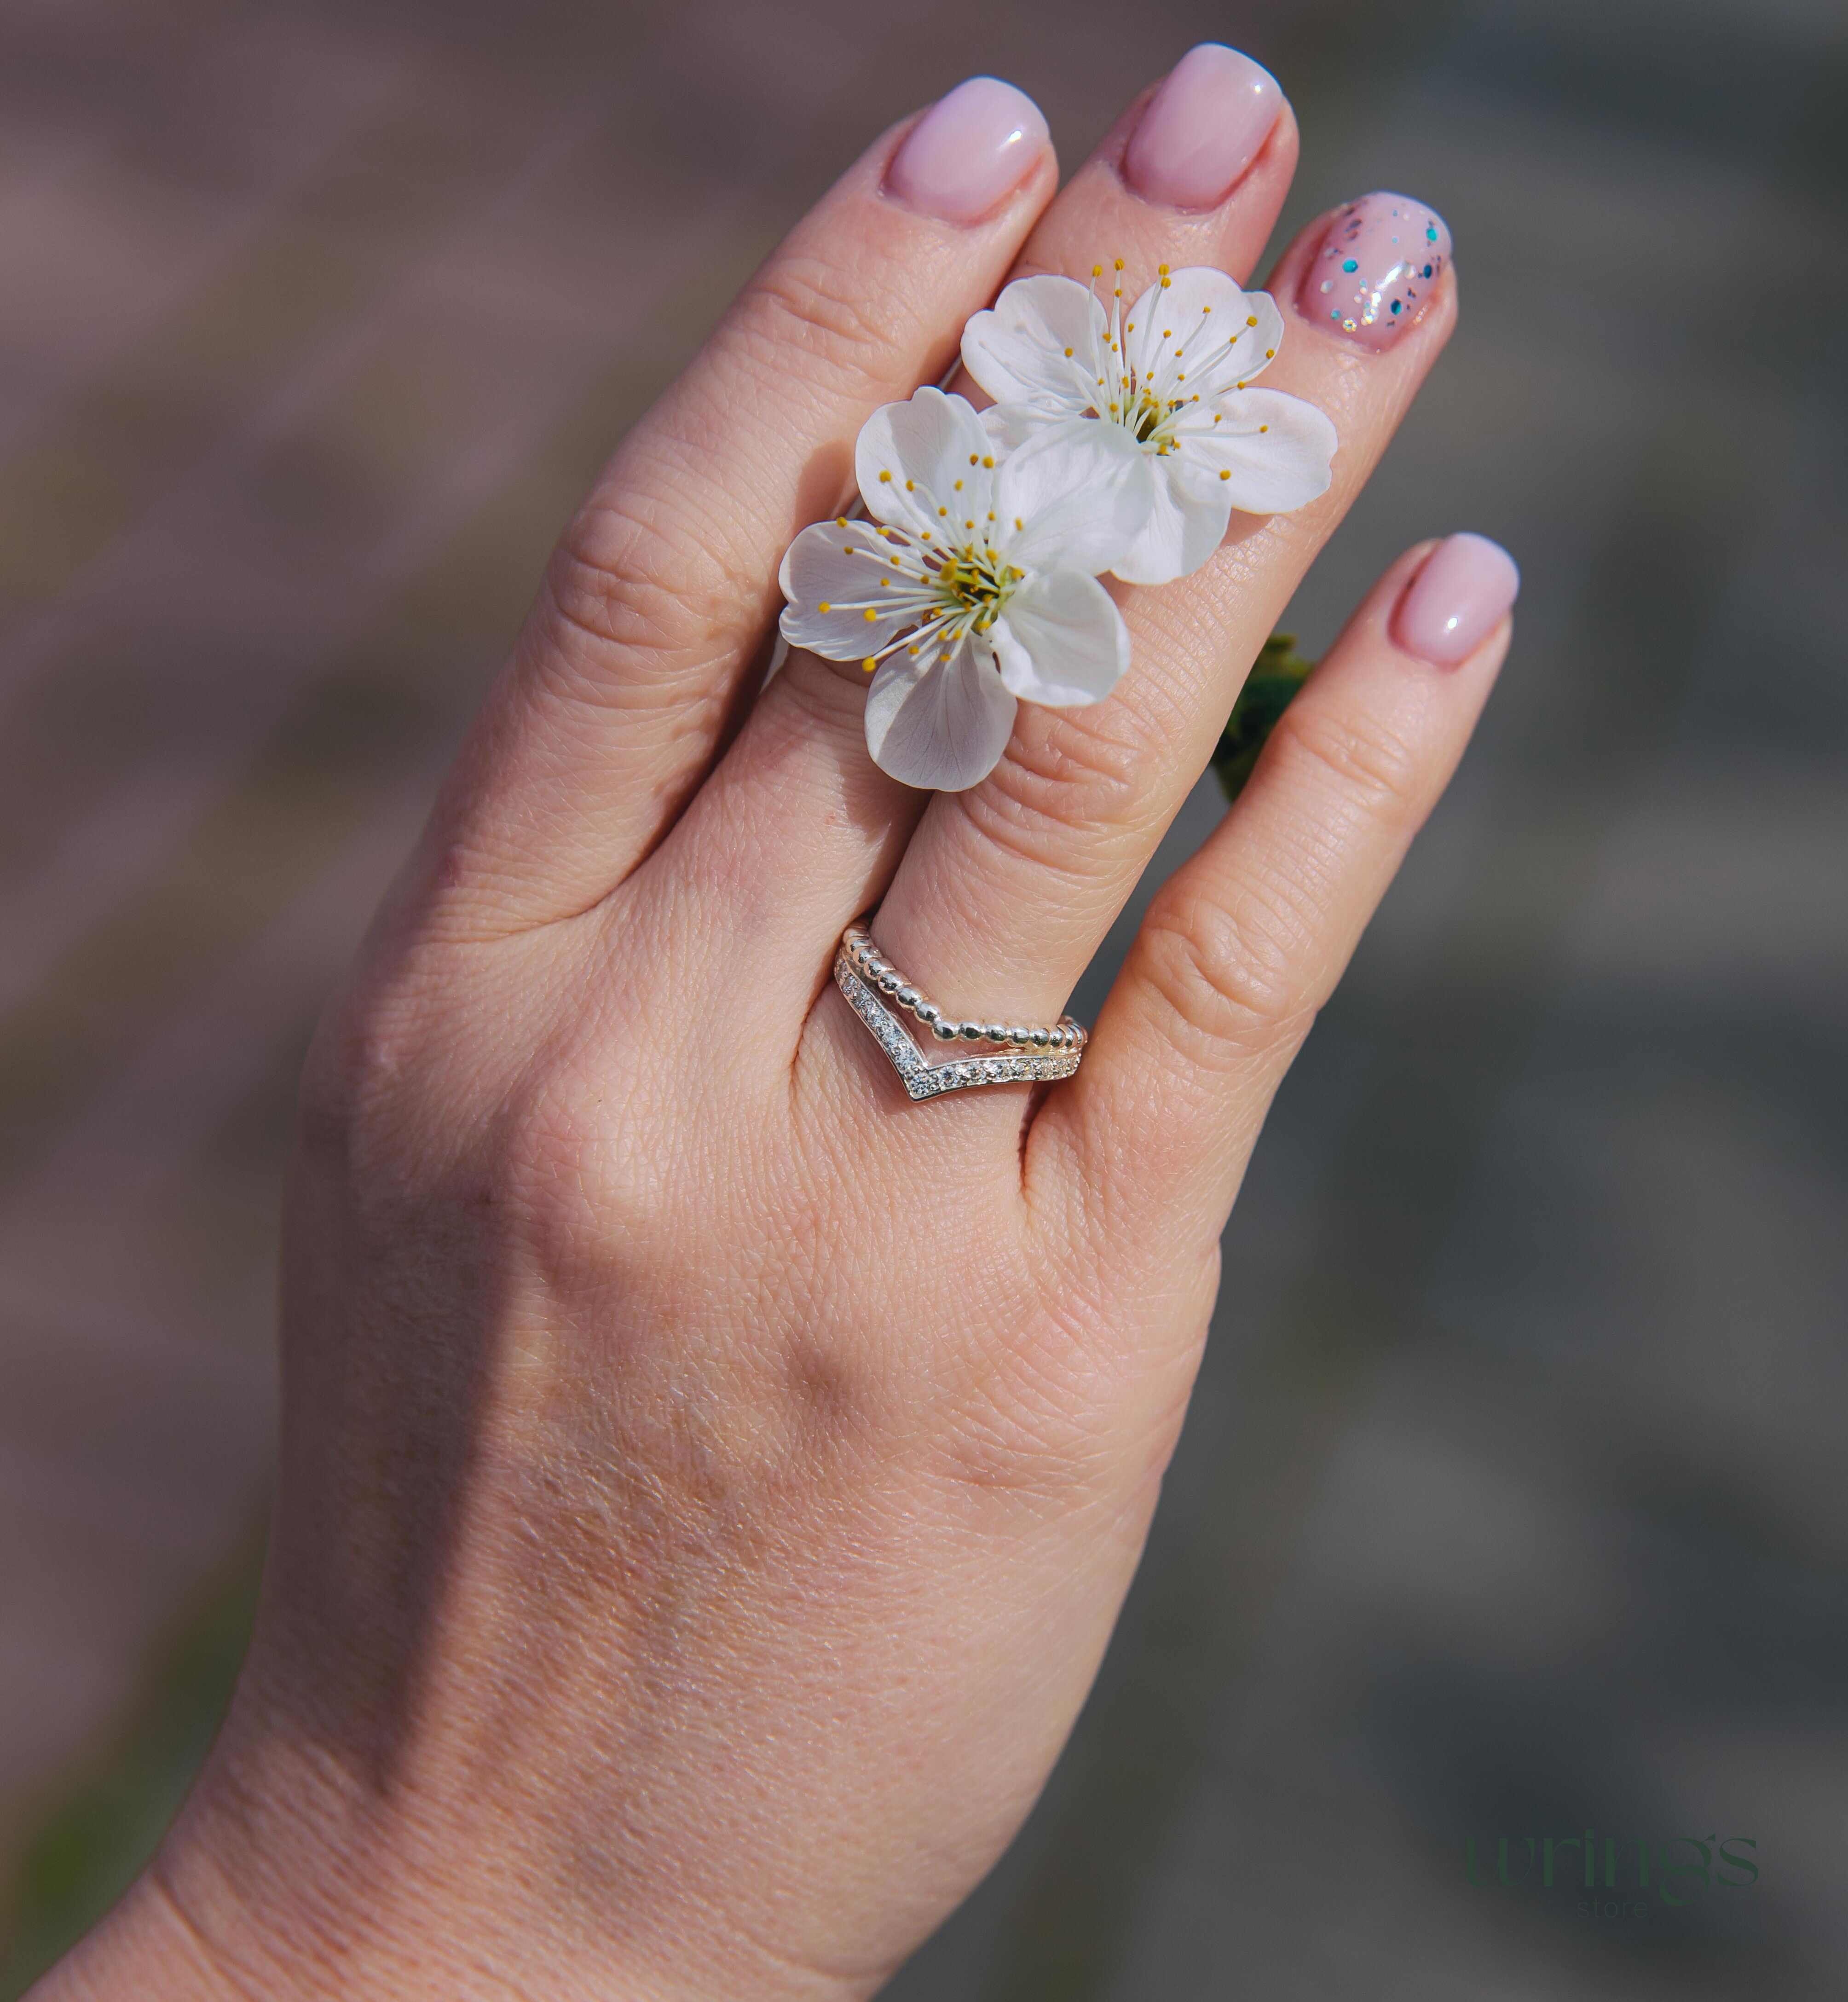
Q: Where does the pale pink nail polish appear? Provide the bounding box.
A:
[886,77,1049,225]
[1392,533,1519,665]
[1121,43,1282,210]
[1297,191,1450,349]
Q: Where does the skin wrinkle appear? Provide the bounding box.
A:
[953,689,1168,866]
[541,496,743,686]
[743,249,949,401]
[1271,670,1431,815]
[526,582,742,738]
[936,1299,1147,1510]
[152,1700,536,2002]
[136,1864,263,2002]
[1137,873,1327,1054]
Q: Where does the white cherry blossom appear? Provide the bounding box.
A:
[779,387,1147,791]
[961,262,1337,586]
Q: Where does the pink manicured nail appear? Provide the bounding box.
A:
[1392,534,1519,665]
[886,77,1049,225]
[1298,191,1450,348]
[1122,43,1282,210]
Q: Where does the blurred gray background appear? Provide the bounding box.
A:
[1,0,1843,1992]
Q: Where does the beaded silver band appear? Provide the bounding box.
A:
[840,922,1087,1054]
[834,922,1087,1102]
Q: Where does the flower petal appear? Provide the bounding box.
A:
[855,388,996,542]
[1130,268,1282,393]
[961,274,1108,414]
[980,400,1044,453]
[1111,457,1230,585]
[865,637,1017,792]
[1190,387,1338,514]
[779,519,925,660]
[994,420,1154,576]
[990,570,1129,706]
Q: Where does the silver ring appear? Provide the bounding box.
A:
[833,923,1086,1100]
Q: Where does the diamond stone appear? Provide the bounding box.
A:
[834,958,1082,1101]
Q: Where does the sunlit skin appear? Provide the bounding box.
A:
[42,53,1502,2002]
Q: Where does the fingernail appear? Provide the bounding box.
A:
[1121,43,1282,210]
[886,77,1050,225]
[1392,533,1519,665]
[1297,191,1450,349]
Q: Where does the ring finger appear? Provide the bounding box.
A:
[857,183,1456,1136]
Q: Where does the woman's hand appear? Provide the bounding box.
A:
[46,46,1513,2002]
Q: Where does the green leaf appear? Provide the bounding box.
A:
[1209,632,1317,803]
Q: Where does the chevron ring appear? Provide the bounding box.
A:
[833,922,1087,1101]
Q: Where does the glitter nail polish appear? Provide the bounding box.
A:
[1297,191,1450,349]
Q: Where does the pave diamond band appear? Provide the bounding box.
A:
[840,922,1086,1054]
[834,924,1087,1101]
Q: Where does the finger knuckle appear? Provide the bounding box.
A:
[957,700,1154,874]
[439,1056,668,1308]
[296,956,454,1167]
[536,491,735,706]
[300,946,664,1272]
[1271,699,1424,822]
[737,252,907,397]
[1137,875,1320,1061]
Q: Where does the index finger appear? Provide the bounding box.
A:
[416,78,1059,935]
